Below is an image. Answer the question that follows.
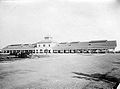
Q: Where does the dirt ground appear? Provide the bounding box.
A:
[0,54,120,89]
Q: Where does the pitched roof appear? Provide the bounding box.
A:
[34,39,57,44]
[2,44,35,50]
[36,39,53,44]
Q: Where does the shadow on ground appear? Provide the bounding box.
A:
[72,68,120,89]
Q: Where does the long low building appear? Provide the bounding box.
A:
[2,44,36,54]
[1,37,117,54]
[52,40,117,53]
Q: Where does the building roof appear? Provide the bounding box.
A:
[2,44,35,50]
[2,36,57,51]
[89,40,107,43]
[59,42,68,44]
[70,41,80,44]
[34,37,57,44]
[52,40,117,50]
[35,39,53,44]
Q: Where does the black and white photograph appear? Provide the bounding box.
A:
[0,0,120,89]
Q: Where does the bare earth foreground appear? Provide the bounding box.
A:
[0,54,120,89]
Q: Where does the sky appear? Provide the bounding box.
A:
[0,0,120,50]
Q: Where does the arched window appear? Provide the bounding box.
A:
[40,49,43,53]
[36,49,38,53]
[44,49,48,53]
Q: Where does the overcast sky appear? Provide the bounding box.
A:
[0,0,120,50]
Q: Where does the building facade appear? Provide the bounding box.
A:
[2,44,35,54]
[1,37,117,54]
[34,36,57,54]
[52,40,117,53]
[1,36,57,55]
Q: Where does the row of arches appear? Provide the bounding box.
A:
[2,48,115,55]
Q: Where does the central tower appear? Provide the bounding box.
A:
[44,36,53,40]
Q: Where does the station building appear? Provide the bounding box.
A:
[2,36,57,54]
[52,40,117,53]
[1,37,117,54]
[2,44,35,54]
[33,36,57,54]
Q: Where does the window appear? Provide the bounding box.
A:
[40,49,42,51]
[39,45,40,47]
[10,50,12,53]
[40,49,43,53]
[7,50,9,53]
[35,50,38,53]
[49,44,50,47]
[43,44,45,47]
